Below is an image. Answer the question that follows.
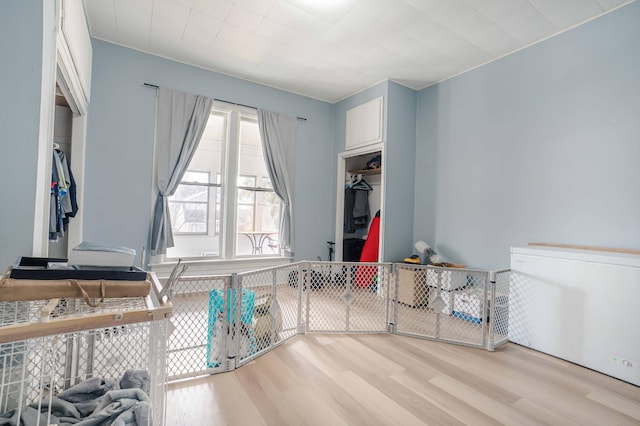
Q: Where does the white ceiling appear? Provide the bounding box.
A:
[84,0,634,103]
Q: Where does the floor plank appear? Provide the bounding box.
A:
[166,334,640,425]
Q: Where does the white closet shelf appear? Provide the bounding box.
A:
[348,168,381,175]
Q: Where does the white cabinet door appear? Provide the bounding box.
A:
[345,97,383,150]
[57,0,92,114]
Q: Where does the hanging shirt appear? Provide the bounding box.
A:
[49,149,79,241]
[352,189,370,227]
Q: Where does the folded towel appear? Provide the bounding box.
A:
[120,370,151,395]
[58,377,115,403]
[80,388,151,426]
[0,371,151,426]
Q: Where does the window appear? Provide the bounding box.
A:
[165,103,282,259]
[237,175,257,232]
[169,171,210,234]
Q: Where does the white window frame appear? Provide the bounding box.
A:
[154,102,282,263]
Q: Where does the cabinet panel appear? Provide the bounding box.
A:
[57,0,92,113]
[345,97,383,150]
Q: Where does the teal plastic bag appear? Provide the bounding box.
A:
[206,288,256,368]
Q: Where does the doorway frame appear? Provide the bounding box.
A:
[335,143,385,262]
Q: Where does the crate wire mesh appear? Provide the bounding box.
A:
[0,288,170,426]
[166,261,511,380]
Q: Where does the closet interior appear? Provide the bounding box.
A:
[341,150,382,262]
[48,85,76,258]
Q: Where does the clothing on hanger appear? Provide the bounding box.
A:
[344,174,372,233]
[49,148,78,241]
[352,190,369,227]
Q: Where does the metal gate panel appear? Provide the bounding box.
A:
[236,263,302,367]
[393,264,490,349]
[304,262,390,333]
[167,275,231,380]
[487,269,511,350]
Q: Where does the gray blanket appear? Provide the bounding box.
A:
[0,371,151,426]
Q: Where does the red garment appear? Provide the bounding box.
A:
[354,216,380,287]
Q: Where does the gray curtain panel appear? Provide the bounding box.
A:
[257,109,297,257]
[150,87,213,256]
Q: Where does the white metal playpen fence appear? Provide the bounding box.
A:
[166,261,511,381]
[0,282,171,426]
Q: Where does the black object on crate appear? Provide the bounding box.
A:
[9,257,147,281]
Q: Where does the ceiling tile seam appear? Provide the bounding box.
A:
[415,0,637,93]
[218,18,279,74]
[416,14,503,61]
[91,36,338,103]
[111,0,120,45]
[147,0,158,51]
[179,6,225,53]
[524,0,562,30]
[144,0,153,50]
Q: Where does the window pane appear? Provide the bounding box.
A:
[166,111,226,259]
[235,190,280,256]
[238,175,256,187]
[257,191,280,233]
[236,117,282,256]
[182,170,209,184]
[236,205,254,232]
[169,201,207,233]
[173,183,208,202]
[187,112,226,183]
[238,188,255,204]
[238,119,268,186]
[261,176,273,189]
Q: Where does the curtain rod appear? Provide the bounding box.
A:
[144,83,307,121]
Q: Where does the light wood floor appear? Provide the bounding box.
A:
[166,334,640,425]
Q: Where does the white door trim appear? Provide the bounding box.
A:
[335,143,384,261]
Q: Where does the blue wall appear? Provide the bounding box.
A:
[414,2,640,269]
[384,81,416,261]
[0,1,45,266]
[85,41,334,263]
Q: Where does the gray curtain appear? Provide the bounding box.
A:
[257,109,297,257]
[150,87,213,255]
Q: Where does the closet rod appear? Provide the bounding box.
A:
[143,82,307,121]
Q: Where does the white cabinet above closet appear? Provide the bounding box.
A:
[56,0,92,114]
[345,96,383,150]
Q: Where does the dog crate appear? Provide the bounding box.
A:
[0,274,171,425]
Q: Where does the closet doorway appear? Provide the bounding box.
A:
[45,77,87,258]
[48,89,74,258]
[335,145,384,262]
